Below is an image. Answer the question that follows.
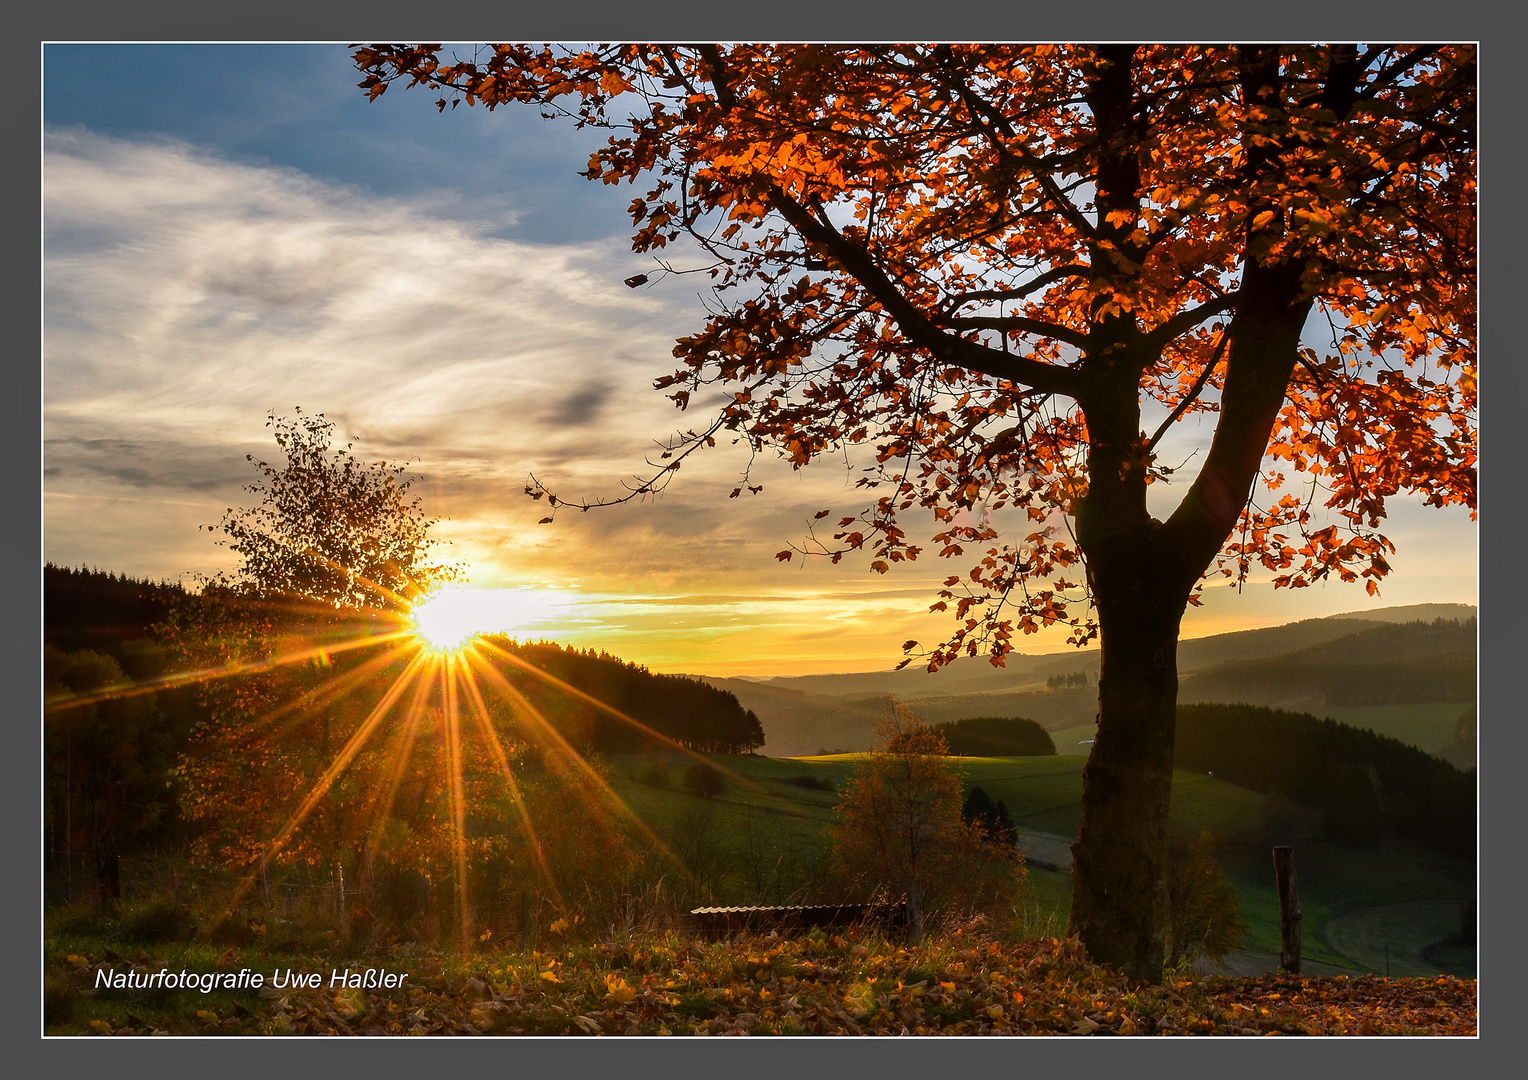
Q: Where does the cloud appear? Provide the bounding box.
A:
[41,130,967,641]
[44,130,706,561]
[43,128,1477,676]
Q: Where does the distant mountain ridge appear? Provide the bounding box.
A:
[723,603,1476,701]
[689,604,1476,757]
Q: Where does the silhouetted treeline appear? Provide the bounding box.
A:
[932,716,1056,757]
[42,565,766,905]
[45,563,188,656]
[1179,618,1476,707]
[1174,703,1475,853]
[490,639,765,755]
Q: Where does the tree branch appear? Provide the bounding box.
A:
[943,264,1089,311]
[768,185,1088,396]
[1145,327,1231,453]
[1144,293,1239,350]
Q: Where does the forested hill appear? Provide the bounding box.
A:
[1178,617,1475,708]
[473,638,770,757]
[735,604,1476,702]
[44,564,765,757]
[44,563,189,654]
[1175,703,1474,854]
[485,639,765,755]
[703,613,1476,757]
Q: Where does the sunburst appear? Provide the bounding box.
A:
[49,582,754,956]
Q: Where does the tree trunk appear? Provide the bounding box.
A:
[1067,570,1187,984]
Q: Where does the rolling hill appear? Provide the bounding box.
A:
[695,605,1477,758]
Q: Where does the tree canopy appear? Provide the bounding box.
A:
[356,43,1474,664]
[353,43,1474,982]
[209,409,462,613]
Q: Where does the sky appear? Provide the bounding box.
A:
[42,44,1478,678]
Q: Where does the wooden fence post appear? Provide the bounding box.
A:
[906,881,924,944]
[1273,846,1301,974]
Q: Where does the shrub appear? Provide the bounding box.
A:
[682,763,727,798]
[1165,828,1245,969]
[961,786,1017,846]
[639,759,672,787]
[786,774,834,791]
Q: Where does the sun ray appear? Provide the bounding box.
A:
[45,627,417,714]
[463,648,691,882]
[222,641,419,752]
[208,649,431,932]
[360,651,443,886]
[472,637,770,797]
[191,588,760,945]
[457,656,563,909]
[443,652,472,955]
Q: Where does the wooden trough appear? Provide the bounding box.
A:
[688,900,908,939]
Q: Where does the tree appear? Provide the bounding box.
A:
[44,646,177,902]
[832,699,1025,926]
[1164,828,1246,970]
[681,761,728,797]
[167,413,463,879]
[353,44,1474,981]
[961,786,1018,846]
[209,408,461,612]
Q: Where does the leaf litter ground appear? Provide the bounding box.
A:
[64,934,1475,1037]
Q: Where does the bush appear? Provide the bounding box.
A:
[639,759,672,787]
[786,774,834,791]
[1165,829,1245,969]
[122,896,197,944]
[961,787,1017,846]
[682,763,727,798]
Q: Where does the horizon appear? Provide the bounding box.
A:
[43,44,1478,679]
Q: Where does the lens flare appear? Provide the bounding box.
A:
[411,588,573,651]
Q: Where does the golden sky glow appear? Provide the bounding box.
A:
[412,588,578,652]
[43,128,1478,681]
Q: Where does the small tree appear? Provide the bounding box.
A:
[832,699,1025,925]
[1164,828,1246,970]
[682,762,727,797]
[961,786,1018,847]
[167,414,466,880]
[208,409,461,612]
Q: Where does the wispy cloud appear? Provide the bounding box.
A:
[44,129,1477,675]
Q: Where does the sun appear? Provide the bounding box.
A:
[411,592,480,651]
[410,588,573,652]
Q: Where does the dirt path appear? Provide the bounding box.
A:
[1013,828,1073,872]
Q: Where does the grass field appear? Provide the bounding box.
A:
[46,745,1473,1037]
[1313,703,1472,760]
[604,749,1475,980]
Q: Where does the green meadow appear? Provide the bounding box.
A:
[604,749,1476,980]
